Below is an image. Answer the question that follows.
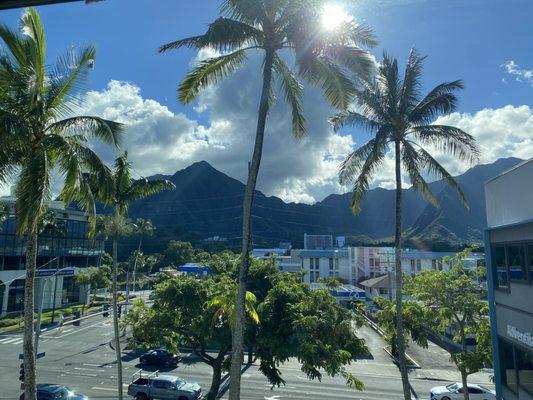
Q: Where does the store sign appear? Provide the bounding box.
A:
[507,324,533,348]
[36,269,74,277]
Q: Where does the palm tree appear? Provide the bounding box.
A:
[93,153,174,400]
[131,218,154,292]
[159,2,376,396]
[0,9,123,400]
[331,50,479,400]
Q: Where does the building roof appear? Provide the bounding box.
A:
[299,249,348,258]
[401,251,455,260]
[360,275,390,289]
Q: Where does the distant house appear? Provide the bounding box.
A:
[359,275,391,301]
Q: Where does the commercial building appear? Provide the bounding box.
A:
[484,158,533,400]
[0,197,104,317]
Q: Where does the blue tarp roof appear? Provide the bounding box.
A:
[177,263,210,274]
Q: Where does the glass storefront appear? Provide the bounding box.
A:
[500,337,533,396]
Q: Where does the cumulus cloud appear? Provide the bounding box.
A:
[80,52,356,204]
[74,53,531,205]
[434,105,533,174]
[501,60,533,87]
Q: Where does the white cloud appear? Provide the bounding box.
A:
[75,57,532,205]
[434,105,533,174]
[501,60,533,87]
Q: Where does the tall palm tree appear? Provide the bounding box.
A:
[131,218,154,292]
[93,152,174,400]
[160,2,376,396]
[0,9,123,400]
[331,50,479,400]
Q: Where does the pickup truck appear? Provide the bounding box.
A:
[127,371,201,400]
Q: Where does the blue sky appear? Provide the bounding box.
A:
[0,0,532,203]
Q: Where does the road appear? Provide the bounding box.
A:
[0,314,493,400]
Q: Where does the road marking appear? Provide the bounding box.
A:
[74,367,101,372]
[91,386,117,392]
[1,337,21,344]
[0,337,16,343]
[64,371,98,377]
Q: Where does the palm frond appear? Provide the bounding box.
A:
[340,137,388,213]
[410,124,479,163]
[45,45,96,117]
[15,149,51,234]
[379,52,401,117]
[401,141,438,207]
[273,53,305,139]
[47,115,124,147]
[298,55,354,110]
[399,49,425,115]
[415,144,469,208]
[220,0,266,25]
[178,49,247,104]
[159,17,261,53]
[122,178,175,213]
[408,80,464,124]
[330,110,381,133]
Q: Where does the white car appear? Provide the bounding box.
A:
[430,383,496,400]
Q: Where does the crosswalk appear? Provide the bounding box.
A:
[0,336,23,345]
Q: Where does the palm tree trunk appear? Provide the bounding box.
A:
[23,223,38,400]
[394,140,411,400]
[229,49,274,400]
[460,325,470,400]
[132,237,142,293]
[112,208,123,400]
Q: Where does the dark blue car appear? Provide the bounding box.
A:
[140,348,181,367]
[19,384,88,400]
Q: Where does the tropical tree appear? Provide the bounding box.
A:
[159,2,376,396]
[0,9,123,399]
[405,249,492,400]
[331,50,479,399]
[131,218,154,291]
[92,152,174,400]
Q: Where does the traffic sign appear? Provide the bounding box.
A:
[19,352,46,360]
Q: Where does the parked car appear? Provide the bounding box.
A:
[139,348,180,367]
[128,372,201,400]
[430,383,496,400]
[19,384,88,400]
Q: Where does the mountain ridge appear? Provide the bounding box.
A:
[125,156,524,251]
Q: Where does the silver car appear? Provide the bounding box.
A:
[430,382,495,400]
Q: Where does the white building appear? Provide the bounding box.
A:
[252,244,301,273]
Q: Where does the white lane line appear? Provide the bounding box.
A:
[74,367,101,372]
[62,328,73,334]
[0,337,17,343]
[64,371,97,377]
[12,338,23,345]
[1,337,21,344]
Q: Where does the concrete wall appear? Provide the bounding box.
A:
[485,158,533,229]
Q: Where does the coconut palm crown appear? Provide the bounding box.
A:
[160,0,378,138]
[332,50,479,212]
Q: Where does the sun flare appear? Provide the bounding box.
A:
[321,4,351,31]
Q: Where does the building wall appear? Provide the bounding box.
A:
[301,254,351,284]
[485,158,533,400]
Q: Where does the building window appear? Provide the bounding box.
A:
[494,245,508,289]
[416,259,421,272]
[516,347,533,394]
[432,259,437,270]
[410,259,415,276]
[309,258,320,283]
[500,339,518,393]
[329,258,334,270]
[62,276,79,304]
[507,245,526,281]
[7,278,25,312]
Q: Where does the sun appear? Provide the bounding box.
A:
[321,4,351,31]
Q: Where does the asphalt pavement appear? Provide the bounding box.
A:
[0,313,494,400]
